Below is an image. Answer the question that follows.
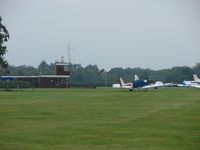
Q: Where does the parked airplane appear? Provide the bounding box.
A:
[112,75,164,91]
[177,73,200,88]
[112,75,138,89]
[177,81,200,88]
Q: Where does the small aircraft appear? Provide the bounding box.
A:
[177,81,200,88]
[112,75,138,89]
[112,75,165,91]
[177,73,200,88]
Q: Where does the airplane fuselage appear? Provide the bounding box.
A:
[132,80,148,88]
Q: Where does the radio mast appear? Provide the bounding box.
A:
[67,43,73,64]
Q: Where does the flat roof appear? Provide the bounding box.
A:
[55,63,71,66]
[1,75,70,79]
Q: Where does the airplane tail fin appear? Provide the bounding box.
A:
[134,74,139,81]
[193,73,200,82]
[119,77,125,87]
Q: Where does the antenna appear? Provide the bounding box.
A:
[67,43,74,64]
[54,53,58,63]
[67,43,70,64]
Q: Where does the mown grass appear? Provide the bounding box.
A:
[0,88,200,150]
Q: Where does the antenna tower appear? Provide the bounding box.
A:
[67,43,74,64]
[67,43,71,64]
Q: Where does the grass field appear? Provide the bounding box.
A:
[0,87,200,150]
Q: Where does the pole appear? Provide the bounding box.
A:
[104,72,107,87]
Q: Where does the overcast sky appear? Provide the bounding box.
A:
[0,0,200,70]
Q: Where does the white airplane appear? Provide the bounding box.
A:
[119,77,133,89]
[112,75,164,91]
[177,81,200,88]
[112,75,138,89]
[177,73,200,88]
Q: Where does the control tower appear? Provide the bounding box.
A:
[55,56,70,76]
[54,56,71,87]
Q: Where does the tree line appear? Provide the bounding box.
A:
[1,60,200,87]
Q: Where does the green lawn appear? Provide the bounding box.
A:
[0,88,200,150]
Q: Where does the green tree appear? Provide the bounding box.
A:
[38,60,54,75]
[0,16,9,70]
[8,65,39,76]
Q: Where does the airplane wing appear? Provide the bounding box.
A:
[163,83,177,87]
[192,84,200,88]
[191,81,200,84]
[141,81,164,89]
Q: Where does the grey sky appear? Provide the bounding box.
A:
[0,0,200,70]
